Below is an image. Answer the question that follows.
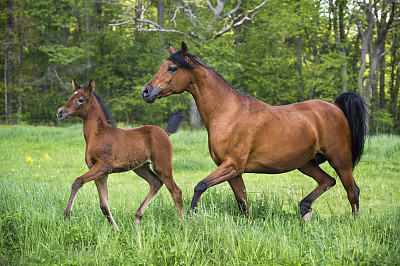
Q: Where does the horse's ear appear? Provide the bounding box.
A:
[169,43,176,55]
[86,80,95,93]
[181,42,188,55]
[72,80,81,91]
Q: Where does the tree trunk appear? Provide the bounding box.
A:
[379,38,386,109]
[296,34,304,100]
[16,7,23,123]
[190,98,202,128]
[83,2,90,81]
[330,0,347,92]
[158,0,165,61]
[389,48,399,119]
[356,2,375,106]
[5,0,14,124]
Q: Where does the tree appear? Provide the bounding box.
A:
[5,0,14,124]
[356,0,396,110]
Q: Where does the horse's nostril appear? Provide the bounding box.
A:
[57,108,64,118]
[143,87,150,97]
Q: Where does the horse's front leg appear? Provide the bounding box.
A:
[228,175,249,218]
[64,163,109,219]
[189,158,242,213]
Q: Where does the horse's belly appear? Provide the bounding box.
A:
[244,145,316,174]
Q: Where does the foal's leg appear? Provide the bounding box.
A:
[64,163,109,219]
[190,158,241,212]
[298,161,336,221]
[152,164,184,221]
[228,175,250,217]
[132,163,163,226]
[94,175,119,230]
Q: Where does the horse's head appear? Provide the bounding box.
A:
[57,80,95,120]
[141,42,197,103]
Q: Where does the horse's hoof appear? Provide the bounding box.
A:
[302,212,312,222]
[187,208,197,216]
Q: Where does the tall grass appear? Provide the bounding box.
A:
[1,125,399,265]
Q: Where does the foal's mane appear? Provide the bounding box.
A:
[168,50,239,92]
[81,82,115,126]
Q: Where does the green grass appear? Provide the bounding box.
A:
[1,125,399,265]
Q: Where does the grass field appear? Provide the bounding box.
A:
[1,124,399,265]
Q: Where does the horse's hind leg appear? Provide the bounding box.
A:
[298,161,336,221]
[228,175,249,218]
[151,162,184,221]
[94,175,119,230]
[331,166,360,214]
[133,163,163,226]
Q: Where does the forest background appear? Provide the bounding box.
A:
[1,0,400,133]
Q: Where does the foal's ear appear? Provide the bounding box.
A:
[72,80,81,91]
[169,43,176,55]
[85,80,95,93]
[181,42,188,56]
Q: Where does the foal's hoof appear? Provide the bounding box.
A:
[302,212,312,222]
[64,210,72,221]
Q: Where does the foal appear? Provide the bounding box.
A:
[57,80,184,230]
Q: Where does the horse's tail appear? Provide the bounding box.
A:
[334,92,368,168]
[165,110,184,136]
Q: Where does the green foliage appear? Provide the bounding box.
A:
[0,0,399,131]
[0,125,400,264]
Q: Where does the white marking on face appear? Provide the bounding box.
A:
[74,91,78,94]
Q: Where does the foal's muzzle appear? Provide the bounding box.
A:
[57,107,69,120]
[141,86,160,103]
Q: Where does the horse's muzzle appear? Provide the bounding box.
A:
[141,86,160,103]
[57,107,69,120]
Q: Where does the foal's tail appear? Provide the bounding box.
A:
[334,92,368,168]
[165,110,184,136]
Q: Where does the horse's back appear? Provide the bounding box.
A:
[109,125,172,172]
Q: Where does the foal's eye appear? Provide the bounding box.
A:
[78,97,85,103]
[168,65,178,73]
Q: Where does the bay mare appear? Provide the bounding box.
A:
[57,80,184,229]
[141,42,368,221]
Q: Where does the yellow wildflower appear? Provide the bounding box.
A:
[26,156,33,165]
[44,153,52,161]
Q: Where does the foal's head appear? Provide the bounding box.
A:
[142,42,202,103]
[57,80,95,120]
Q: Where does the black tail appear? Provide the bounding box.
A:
[334,92,368,168]
[165,110,184,136]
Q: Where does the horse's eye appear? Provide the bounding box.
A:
[78,97,85,103]
[168,65,177,73]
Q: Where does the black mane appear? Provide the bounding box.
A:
[167,50,203,69]
[93,93,115,126]
[167,50,239,92]
[81,83,115,126]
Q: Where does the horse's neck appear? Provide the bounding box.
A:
[188,69,243,129]
[82,99,109,141]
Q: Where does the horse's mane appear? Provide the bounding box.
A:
[81,83,115,126]
[167,50,239,93]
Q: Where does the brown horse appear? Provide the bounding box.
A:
[57,80,184,230]
[141,42,368,221]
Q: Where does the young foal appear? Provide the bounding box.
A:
[57,80,184,230]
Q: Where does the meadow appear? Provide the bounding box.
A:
[0,124,399,265]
